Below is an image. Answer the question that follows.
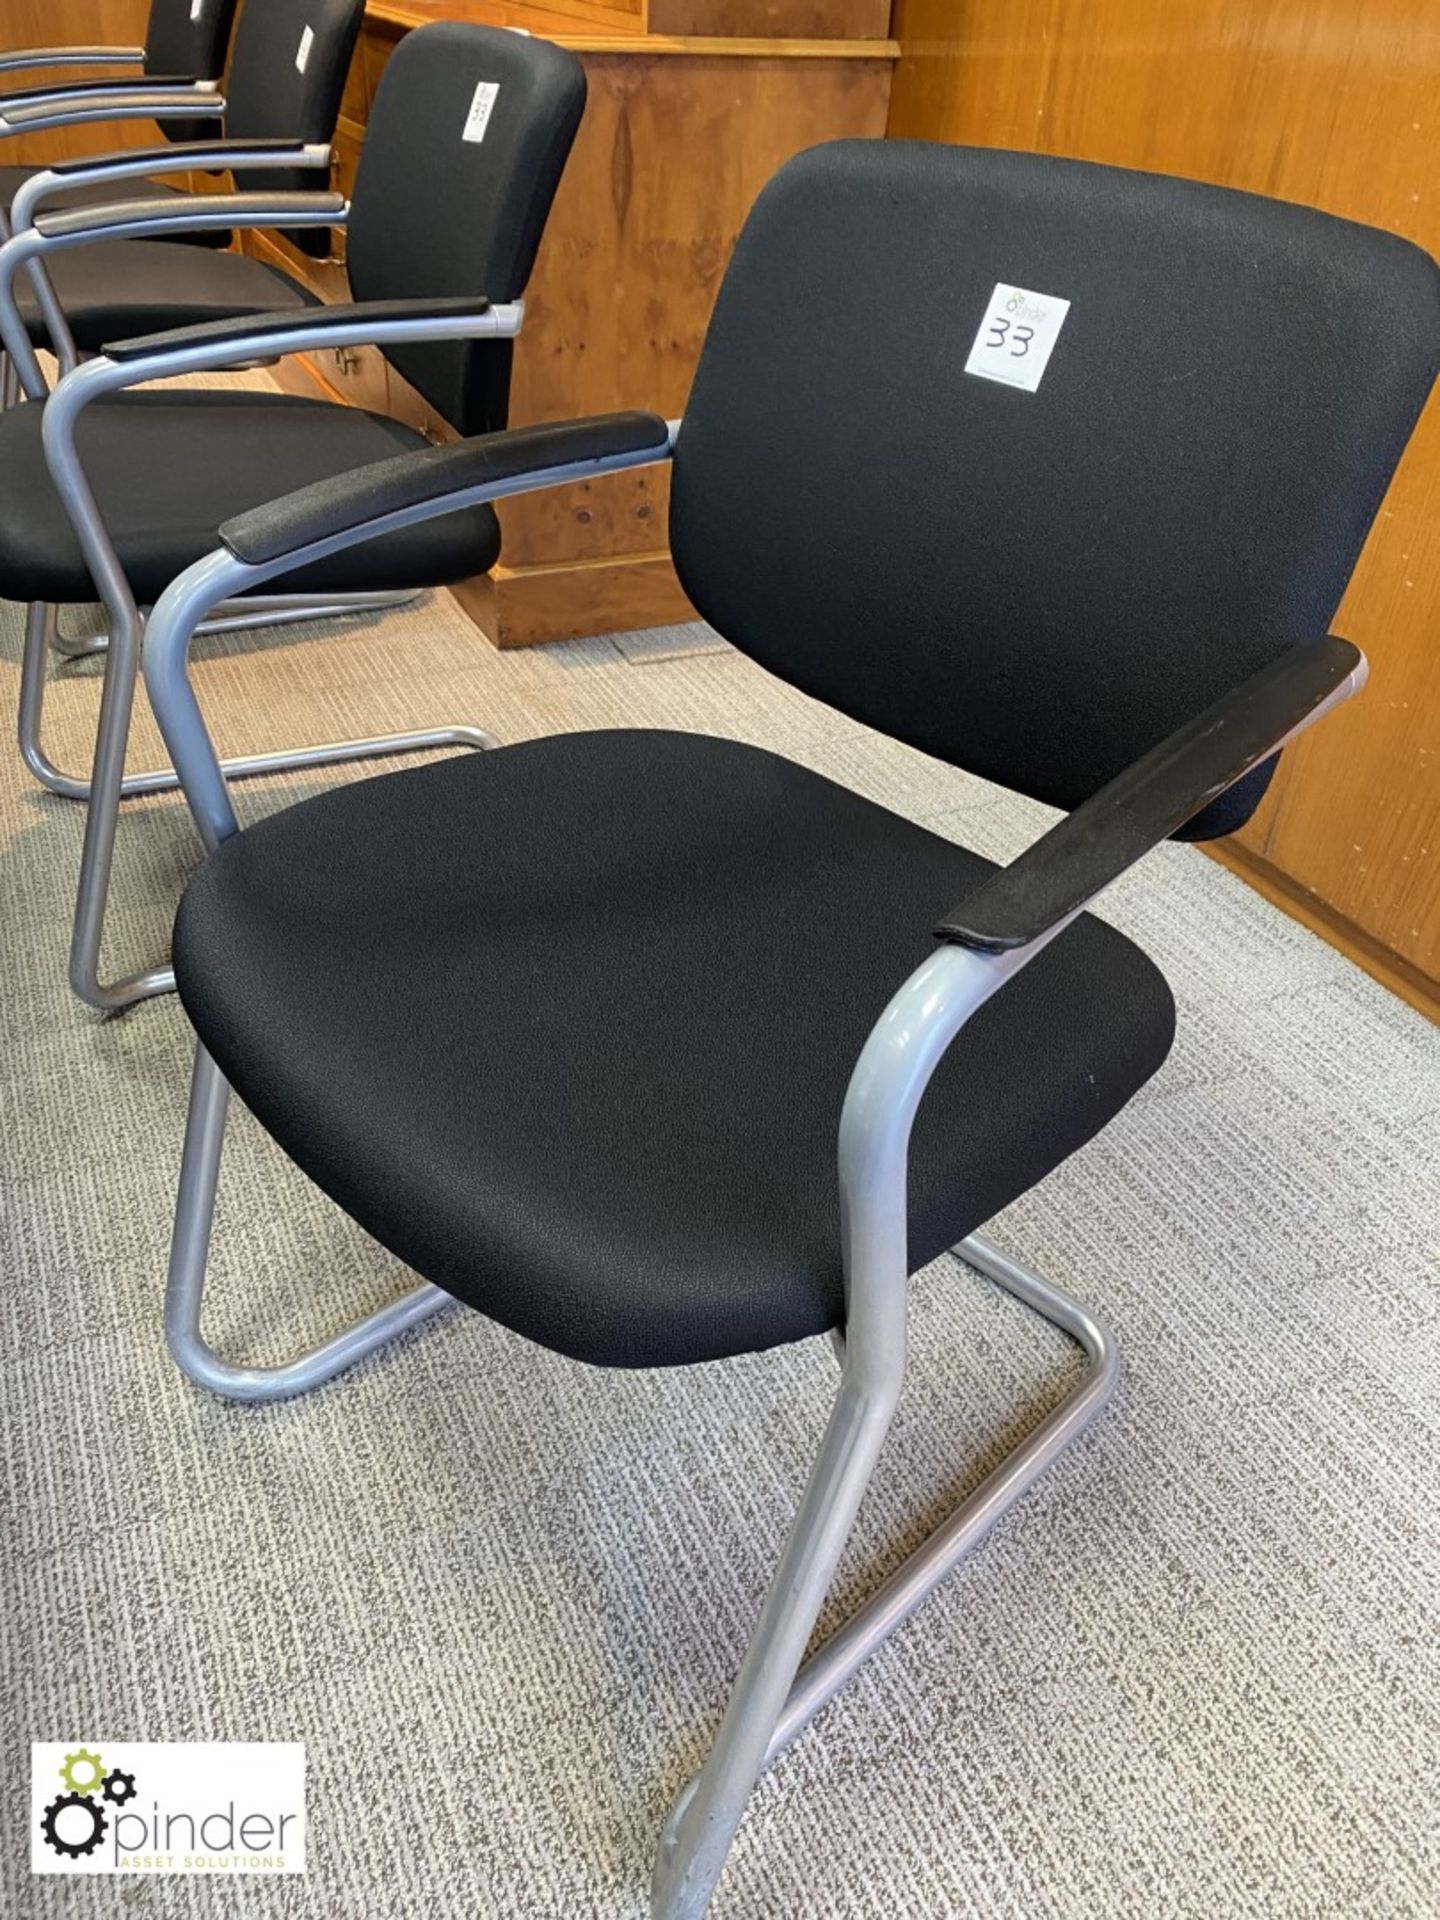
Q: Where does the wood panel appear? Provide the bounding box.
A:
[255,5,895,645]
[646,0,891,37]
[888,0,1440,1005]
[494,48,892,578]
[0,0,157,164]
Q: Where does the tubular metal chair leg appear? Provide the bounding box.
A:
[51,588,424,661]
[19,595,496,1009]
[651,1233,1118,1920]
[165,1044,453,1401]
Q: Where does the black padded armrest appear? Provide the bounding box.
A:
[0,48,146,75]
[0,74,198,105]
[43,137,305,177]
[222,412,674,566]
[935,635,1364,952]
[105,294,491,362]
[0,91,225,127]
[36,190,342,241]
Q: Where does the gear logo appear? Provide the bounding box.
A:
[39,1749,139,1861]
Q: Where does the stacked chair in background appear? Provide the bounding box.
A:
[0,0,240,238]
[0,18,586,1010]
[3,0,369,381]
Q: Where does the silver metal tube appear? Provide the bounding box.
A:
[51,589,421,659]
[165,1048,452,1403]
[766,1231,1118,1763]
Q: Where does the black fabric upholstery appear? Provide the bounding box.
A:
[345,23,586,435]
[208,0,363,255]
[144,0,239,83]
[221,410,671,564]
[14,242,313,351]
[0,390,499,604]
[144,0,240,144]
[173,731,1176,1369]
[670,142,1440,842]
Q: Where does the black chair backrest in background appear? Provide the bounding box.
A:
[345,22,587,437]
[669,141,1440,838]
[217,0,366,254]
[142,0,240,143]
[143,0,240,86]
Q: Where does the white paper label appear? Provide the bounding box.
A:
[964,283,1071,393]
[462,80,500,145]
[190,0,205,21]
[295,25,314,74]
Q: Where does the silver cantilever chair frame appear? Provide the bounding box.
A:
[139,446,1360,1917]
[5,144,409,661]
[0,87,226,407]
[0,210,525,1011]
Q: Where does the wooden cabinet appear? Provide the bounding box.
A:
[247,0,896,648]
[889,0,1440,1018]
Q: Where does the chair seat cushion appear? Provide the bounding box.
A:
[173,730,1176,1370]
[0,166,229,248]
[15,241,312,350]
[0,388,500,604]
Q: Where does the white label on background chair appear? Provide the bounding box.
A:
[296,25,314,75]
[462,81,500,145]
[191,0,206,20]
[965,283,1072,393]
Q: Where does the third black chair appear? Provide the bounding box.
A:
[135,143,1438,1913]
[7,0,367,374]
[0,0,240,234]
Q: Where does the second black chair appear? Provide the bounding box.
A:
[0,22,586,1011]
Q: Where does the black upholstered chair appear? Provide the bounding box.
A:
[137,142,1437,1915]
[0,21,585,1012]
[0,0,239,239]
[5,0,366,376]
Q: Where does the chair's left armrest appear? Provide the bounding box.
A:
[935,635,1366,952]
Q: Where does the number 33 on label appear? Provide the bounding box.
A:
[964,283,1071,393]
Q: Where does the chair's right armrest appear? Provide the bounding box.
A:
[0,47,146,77]
[0,90,225,133]
[219,414,676,567]
[40,137,313,180]
[0,74,202,107]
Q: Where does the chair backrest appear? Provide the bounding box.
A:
[345,22,586,436]
[669,142,1440,838]
[144,0,240,142]
[223,0,366,251]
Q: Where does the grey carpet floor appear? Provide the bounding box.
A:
[2,573,1438,1919]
